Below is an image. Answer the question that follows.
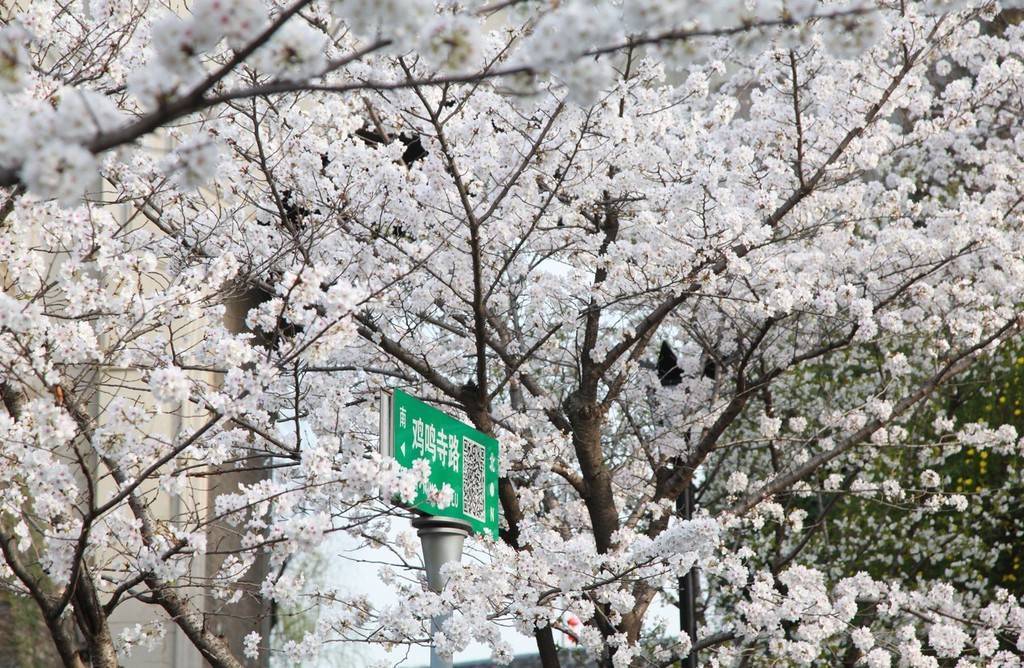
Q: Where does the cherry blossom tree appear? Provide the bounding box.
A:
[2,1,1024,667]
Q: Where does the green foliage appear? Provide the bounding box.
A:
[0,589,61,666]
[819,338,1024,595]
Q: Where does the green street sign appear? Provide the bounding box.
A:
[380,389,500,538]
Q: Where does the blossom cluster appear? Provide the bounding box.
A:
[2,0,1023,666]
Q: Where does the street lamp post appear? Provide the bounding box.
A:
[657,341,699,668]
[413,517,472,668]
[379,390,498,667]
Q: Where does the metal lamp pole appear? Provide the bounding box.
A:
[658,342,699,668]
[413,517,472,668]
[677,483,697,668]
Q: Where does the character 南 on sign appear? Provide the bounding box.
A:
[380,389,500,538]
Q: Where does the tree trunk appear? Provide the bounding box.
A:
[564,393,618,554]
[71,568,118,668]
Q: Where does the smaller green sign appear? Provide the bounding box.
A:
[380,389,500,538]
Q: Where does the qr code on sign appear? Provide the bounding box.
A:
[461,436,486,521]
